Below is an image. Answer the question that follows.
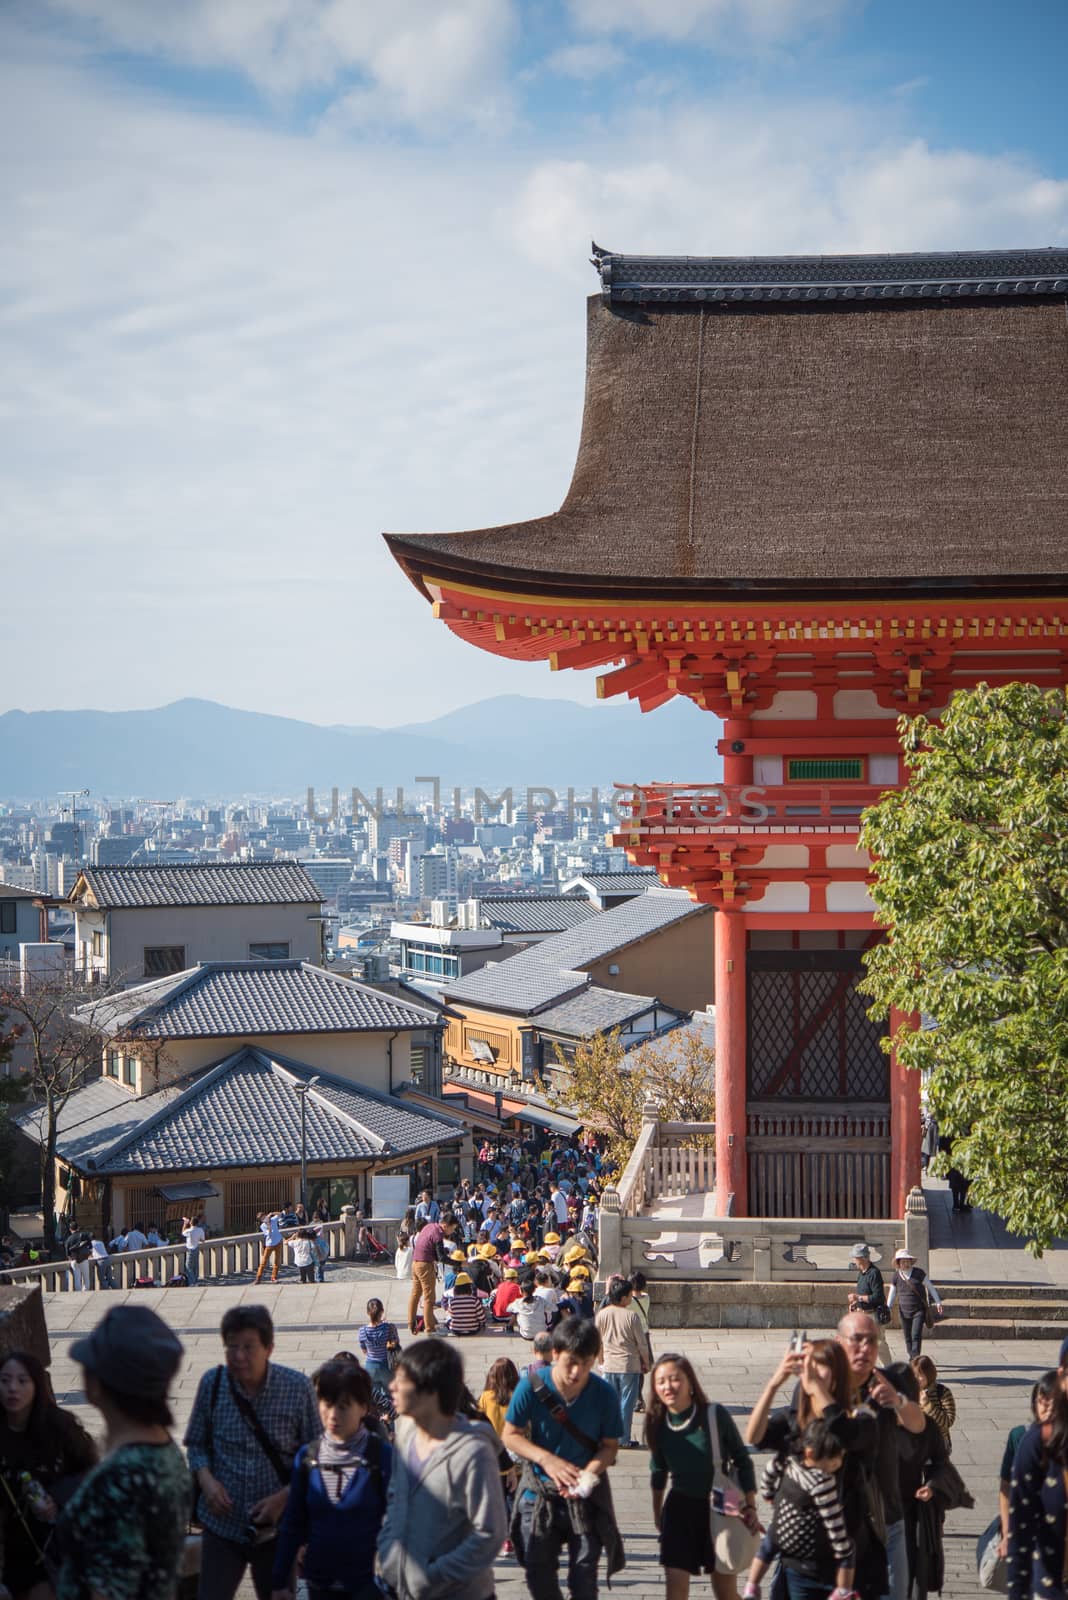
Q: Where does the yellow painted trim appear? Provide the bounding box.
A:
[418,571,1067,617]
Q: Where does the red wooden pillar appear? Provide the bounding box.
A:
[889,1006,922,1215]
[715,909,748,1216]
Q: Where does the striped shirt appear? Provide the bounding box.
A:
[446,1294,486,1335]
[358,1320,400,1363]
[763,1455,853,1567]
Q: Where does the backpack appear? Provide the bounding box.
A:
[314,1236,330,1262]
[301,1431,387,1515]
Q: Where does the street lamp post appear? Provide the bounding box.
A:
[293,1076,321,1212]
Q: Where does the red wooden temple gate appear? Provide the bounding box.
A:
[385,245,1068,1219]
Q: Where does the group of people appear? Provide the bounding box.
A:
[253,1208,332,1287]
[399,1200,599,1341]
[5,1294,1068,1600]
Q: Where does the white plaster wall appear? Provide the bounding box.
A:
[834,689,900,720]
[754,756,784,783]
[752,691,818,720]
[868,755,900,785]
[759,846,809,867]
[825,844,871,870]
[745,882,810,913]
[826,882,877,912]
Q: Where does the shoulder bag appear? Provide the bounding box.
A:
[976,1515,1008,1593]
[705,1403,760,1576]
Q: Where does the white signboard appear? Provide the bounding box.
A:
[371,1175,410,1220]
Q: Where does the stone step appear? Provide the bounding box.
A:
[927,1318,1068,1341]
[944,1299,1068,1320]
[942,1283,1068,1301]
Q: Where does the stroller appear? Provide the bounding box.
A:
[353,1220,394,1264]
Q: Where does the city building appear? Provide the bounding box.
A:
[67,860,325,982]
[0,884,46,961]
[385,243,1068,1220]
[440,888,712,1080]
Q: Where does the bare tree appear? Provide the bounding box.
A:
[0,969,135,1254]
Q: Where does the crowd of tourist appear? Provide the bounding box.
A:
[2,1147,1065,1600]
[5,1287,1068,1600]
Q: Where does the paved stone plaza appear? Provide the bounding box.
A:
[41,1253,1062,1600]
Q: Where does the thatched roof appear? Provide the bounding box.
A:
[386,250,1068,604]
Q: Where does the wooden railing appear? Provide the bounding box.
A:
[747,1108,891,1219]
[597,1098,928,1283]
[0,1219,349,1294]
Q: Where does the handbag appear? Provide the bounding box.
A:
[976,1514,1008,1592]
[706,1403,760,1576]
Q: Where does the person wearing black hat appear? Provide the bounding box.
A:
[55,1305,191,1600]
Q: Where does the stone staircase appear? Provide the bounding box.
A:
[935,1282,1068,1341]
[647,1279,1068,1337]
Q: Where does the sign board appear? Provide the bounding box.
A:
[371,1175,410,1220]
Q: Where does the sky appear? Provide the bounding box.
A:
[3,0,1067,727]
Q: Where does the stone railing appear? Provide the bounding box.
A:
[0,1219,349,1294]
[599,1193,928,1284]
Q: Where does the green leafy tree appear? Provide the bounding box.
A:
[548,1024,716,1169]
[859,682,1068,1252]
[549,1030,647,1166]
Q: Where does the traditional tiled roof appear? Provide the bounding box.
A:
[563,870,658,895]
[72,861,322,909]
[16,1050,463,1175]
[82,961,441,1040]
[443,889,701,1014]
[533,986,671,1037]
[386,248,1068,601]
[478,896,601,934]
[592,245,1068,305]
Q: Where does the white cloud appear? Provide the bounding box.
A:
[2,29,1067,727]
[510,103,1068,271]
[567,0,851,45]
[542,41,626,80]
[25,0,519,128]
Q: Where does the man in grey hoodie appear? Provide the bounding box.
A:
[377,1338,506,1600]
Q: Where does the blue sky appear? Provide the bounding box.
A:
[3,0,1067,726]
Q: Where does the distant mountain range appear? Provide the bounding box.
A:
[0,695,723,801]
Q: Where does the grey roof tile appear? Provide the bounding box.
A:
[532,986,667,1036]
[75,861,322,909]
[83,961,440,1039]
[19,1049,462,1175]
[443,889,701,1015]
[564,870,659,894]
[478,897,601,935]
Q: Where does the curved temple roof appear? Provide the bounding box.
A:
[386,247,1068,605]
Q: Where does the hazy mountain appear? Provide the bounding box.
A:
[0,694,723,801]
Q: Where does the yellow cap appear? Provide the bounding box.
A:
[504,1268,519,1280]
[450,1249,465,1261]
[454,1272,473,1286]
[567,1278,587,1291]
[543,1232,561,1244]
[570,1264,591,1278]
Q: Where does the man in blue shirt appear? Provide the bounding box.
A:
[414,1189,440,1227]
[503,1316,624,1600]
